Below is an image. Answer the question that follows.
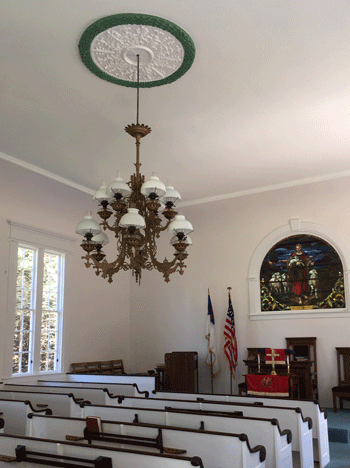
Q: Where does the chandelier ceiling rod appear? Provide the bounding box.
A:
[136,54,140,125]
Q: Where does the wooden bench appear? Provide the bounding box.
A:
[0,433,204,468]
[105,394,313,468]
[0,399,52,436]
[4,384,107,406]
[152,391,329,468]
[26,413,266,468]
[39,373,157,394]
[70,359,125,375]
[0,390,86,419]
[80,402,292,468]
[6,381,149,399]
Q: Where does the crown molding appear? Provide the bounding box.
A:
[2,150,350,207]
[0,151,94,196]
[180,170,350,207]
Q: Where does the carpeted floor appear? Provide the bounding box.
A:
[326,408,350,468]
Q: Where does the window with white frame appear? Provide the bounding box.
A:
[13,246,65,374]
[248,218,350,320]
[6,221,74,377]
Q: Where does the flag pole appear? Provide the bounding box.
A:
[207,288,215,394]
[228,287,233,395]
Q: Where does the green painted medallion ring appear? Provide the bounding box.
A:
[78,13,196,88]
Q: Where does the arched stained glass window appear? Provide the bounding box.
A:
[260,234,345,311]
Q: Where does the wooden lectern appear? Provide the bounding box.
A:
[164,351,198,393]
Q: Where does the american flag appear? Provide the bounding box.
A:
[224,291,238,375]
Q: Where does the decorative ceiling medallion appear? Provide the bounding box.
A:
[79,13,195,88]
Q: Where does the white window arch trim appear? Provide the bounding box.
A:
[5,220,75,379]
[248,218,350,320]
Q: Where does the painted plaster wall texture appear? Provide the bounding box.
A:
[0,160,131,378]
[2,157,350,407]
[130,175,350,407]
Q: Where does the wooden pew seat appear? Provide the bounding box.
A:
[70,359,125,375]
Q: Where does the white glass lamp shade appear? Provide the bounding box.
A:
[119,208,146,229]
[91,231,109,246]
[141,173,166,198]
[76,211,101,237]
[93,180,113,203]
[170,235,192,246]
[168,215,193,235]
[160,185,181,204]
[106,172,131,198]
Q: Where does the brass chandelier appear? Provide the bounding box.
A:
[76,56,193,284]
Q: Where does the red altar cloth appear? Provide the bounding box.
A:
[246,374,289,397]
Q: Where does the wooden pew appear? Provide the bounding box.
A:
[0,399,51,435]
[5,381,149,398]
[105,394,313,468]
[26,413,266,468]
[152,391,329,468]
[0,390,85,418]
[80,402,292,468]
[3,384,108,406]
[39,373,156,394]
[70,359,125,375]
[0,434,204,468]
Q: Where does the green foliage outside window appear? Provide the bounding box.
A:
[13,247,62,374]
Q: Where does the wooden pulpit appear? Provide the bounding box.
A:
[164,351,198,393]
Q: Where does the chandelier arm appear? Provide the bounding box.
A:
[107,226,126,241]
[146,234,185,282]
[102,222,122,233]
[85,232,130,282]
[142,209,173,235]
[152,218,173,233]
[81,253,94,270]
[156,255,188,282]
[81,253,104,279]
[98,208,125,232]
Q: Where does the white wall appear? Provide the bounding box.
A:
[2,158,350,406]
[0,160,131,378]
[130,175,350,407]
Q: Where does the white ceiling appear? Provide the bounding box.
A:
[2,0,350,205]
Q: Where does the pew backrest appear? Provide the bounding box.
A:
[0,399,51,435]
[0,390,84,418]
[4,384,106,406]
[40,373,156,394]
[0,433,204,468]
[6,381,149,398]
[70,359,124,375]
[152,391,329,468]
[81,403,292,468]
[108,395,311,452]
[27,413,266,468]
